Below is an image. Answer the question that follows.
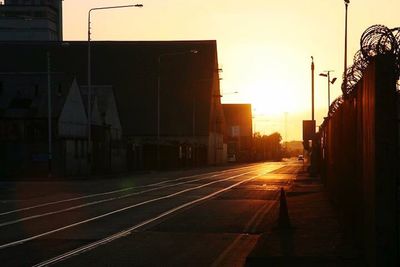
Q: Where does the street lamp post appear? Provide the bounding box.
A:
[319,71,337,110]
[87,3,143,175]
[156,50,198,169]
[344,0,350,90]
[311,56,315,121]
[47,51,52,178]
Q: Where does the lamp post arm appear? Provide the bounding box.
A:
[89,4,143,14]
[88,4,143,41]
[87,3,143,175]
[158,50,198,62]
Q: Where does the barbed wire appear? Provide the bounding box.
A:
[331,24,400,116]
[340,25,399,97]
[328,95,344,117]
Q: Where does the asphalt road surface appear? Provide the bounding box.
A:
[0,161,302,266]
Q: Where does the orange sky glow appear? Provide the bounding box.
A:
[62,0,400,141]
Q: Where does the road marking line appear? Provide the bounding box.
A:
[33,167,281,267]
[211,234,258,267]
[0,167,271,250]
[212,172,296,266]
[211,191,281,267]
[0,164,258,217]
[0,168,250,228]
[244,194,279,233]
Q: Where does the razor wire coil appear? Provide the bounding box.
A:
[333,25,400,116]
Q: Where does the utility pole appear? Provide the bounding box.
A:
[47,52,52,178]
[311,56,315,121]
[344,0,350,92]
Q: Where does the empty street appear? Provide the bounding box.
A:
[0,161,301,266]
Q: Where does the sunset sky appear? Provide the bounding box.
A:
[62,0,400,141]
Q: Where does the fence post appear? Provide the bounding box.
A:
[372,55,398,266]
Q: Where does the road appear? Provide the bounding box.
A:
[0,161,302,266]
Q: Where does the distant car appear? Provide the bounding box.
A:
[297,155,304,161]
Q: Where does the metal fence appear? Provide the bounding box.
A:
[316,25,400,267]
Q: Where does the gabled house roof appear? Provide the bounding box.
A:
[80,85,122,131]
[58,78,87,125]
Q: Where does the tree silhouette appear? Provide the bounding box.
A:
[252,132,283,161]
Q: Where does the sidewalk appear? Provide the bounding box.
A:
[246,170,364,266]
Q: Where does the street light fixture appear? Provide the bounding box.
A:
[157,49,199,168]
[319,70,337,110]
[87,3,143,175]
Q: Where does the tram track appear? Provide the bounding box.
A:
[0,165,262,228]
[33,164,283,266]
[0,162,290,266]
[0,164,282,250]
[0,164,260,218]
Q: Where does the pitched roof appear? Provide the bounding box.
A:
[80,85,122,130]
